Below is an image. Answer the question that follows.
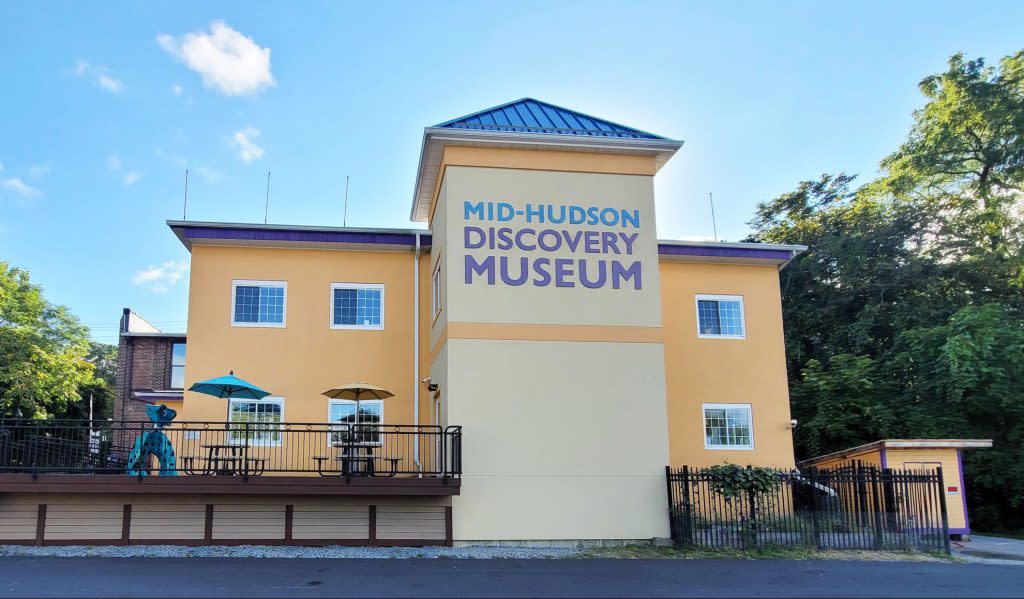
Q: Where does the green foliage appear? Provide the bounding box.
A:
[747,49,1024,532]
[704,464,782,503]
[0,261,102,419]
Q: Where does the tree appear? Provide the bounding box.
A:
[747,49,1024,532]
[0,261,96,418]
[869,51,1024,300]
[65,342,118,421]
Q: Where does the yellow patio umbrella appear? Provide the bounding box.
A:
[321,381,394,426]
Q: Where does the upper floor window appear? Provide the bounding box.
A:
[703,403,754,450]
[232,280,286,327]
[696,294,745,339]
[331,283,383,330]
[431,262,442,319]
[169,342,186,389]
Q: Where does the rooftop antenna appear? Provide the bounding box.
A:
[264,171,271,224]
[343,175,350,227]
[182,169,189,220]
[708,192,719,242]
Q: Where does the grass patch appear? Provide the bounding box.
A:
[579,544,954,562]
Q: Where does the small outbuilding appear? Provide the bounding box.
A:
[800,439,993,539]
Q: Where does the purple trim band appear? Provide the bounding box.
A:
[949,527,971,535]
[957,449,971,533]
[657,244,795,261]
[182,226,432,247]
[175,225,794,262]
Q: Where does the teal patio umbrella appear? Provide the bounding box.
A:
[188,370,271,422]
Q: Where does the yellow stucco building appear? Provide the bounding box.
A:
[801,439,993,537]
[165,98,805,544]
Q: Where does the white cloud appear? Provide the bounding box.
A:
[97,74,124,93]
[171,84,184,96]
[122,171,142,185]
[155,148,187,168]
[132,260,189,293]
[232,126,263,162]
[72,61,125,94]
[2,178,41,198]
[196,166,224,182]
[157,21,275,96]
[27,165,51,177]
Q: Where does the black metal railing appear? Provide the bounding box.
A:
[666,463,950,554]
[0,420,462,479]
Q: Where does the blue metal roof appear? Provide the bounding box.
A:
[434,98,666,140]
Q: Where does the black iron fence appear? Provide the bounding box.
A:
[0,420,462,479]
[666,463,950,554]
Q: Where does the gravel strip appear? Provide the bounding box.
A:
[0,544,581,559]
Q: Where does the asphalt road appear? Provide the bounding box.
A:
[0,558,1021,598]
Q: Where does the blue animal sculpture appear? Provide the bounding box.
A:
[126,404,179,476]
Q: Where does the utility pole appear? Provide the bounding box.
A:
[709,192,719,242]
[264,171,271,224]
[343,175,350,227]
[182,169,189,220]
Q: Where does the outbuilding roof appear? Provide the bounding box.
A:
[800,439,994,468]
[435,98,667,140]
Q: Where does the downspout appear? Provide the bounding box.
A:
[413,232,423,475]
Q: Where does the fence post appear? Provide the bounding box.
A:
[808,467,821,549]
[680,465,693,548]
[871,467,884,549]
[936,466,951,555]
[746,465,758,550]
[882,468,898,533]
[665,466,677,546]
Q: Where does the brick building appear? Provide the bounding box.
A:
[114,308,186,422]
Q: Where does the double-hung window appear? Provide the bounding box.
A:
[696,294,745,338]
[232,280,287,327]
[703,403,754,450]
[169,342,186,389]
[228,397,284,446]
[328,399,383,445]
[331,283,384,330]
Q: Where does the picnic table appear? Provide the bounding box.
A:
[182,443,266,476]
[313,441,400,478]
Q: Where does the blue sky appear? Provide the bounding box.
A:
[2,1,1022,345]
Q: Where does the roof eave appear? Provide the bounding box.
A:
[168,220,430,252]
[409,128,684,223]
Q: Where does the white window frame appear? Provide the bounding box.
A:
[695,294,746,339]
[431,261,443,320]
[702,403,754,450]
[330,282,385,330]
[231,280,288,328]
[228,396,285,447]
[327,398,384,446]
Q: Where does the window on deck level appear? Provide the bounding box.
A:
[228,397,284,445]
[329,399,383,445]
